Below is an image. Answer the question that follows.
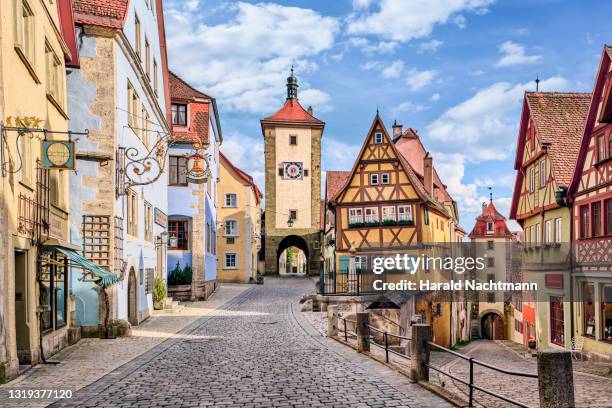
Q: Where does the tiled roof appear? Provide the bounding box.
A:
[220,152,262,205]
[169,71,210,101]
[525,92,591,187]
[171,109,209,144]
[394,129,453,204]
[469,200,512,238]
[72,0,128,29]
[325,171,351,200]
[262,99,324,125]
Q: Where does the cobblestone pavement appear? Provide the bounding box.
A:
[11,277,453,408]
[0,284,249,407]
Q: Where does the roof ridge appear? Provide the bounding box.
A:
[169,70,210,100]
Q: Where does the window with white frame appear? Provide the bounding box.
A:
[555,218,562,243]
[224,253,237,269]
[374,132,383,144]
[364,207,379,223]
[398,205,413,222]
[382,206,396,221]
[535,223,541,244]
[224,220,237,237]
[381,173,390,184]
[225,193,237,207]
[354,256,368,271]
[529,167,535,193]
[539,160,546,187]
[370,174,379,185]
[45,41,63,108]
[348,208,363,224]
[545,219,552,244]
[135,14,141,59]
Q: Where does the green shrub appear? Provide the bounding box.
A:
[153,277,166,303]
[168,261,193,285]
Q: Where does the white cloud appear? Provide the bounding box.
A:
[221,132,265,193]
[430,92,441,101]
[185,0,199,11]
[426,76,572,158]
[349,37,397,54]
[322,138,361,172]
[406,68,437,91]
[453,14,467,28]
[381,60,405,78]
[419,39,443,52]
[471,69,485,76]
[347,0,495,42]
[165,2,339,114]
[361,61,381,70]
[352,0,373,9]
[392,101,429,116]
[496,41,542,67]
[300,89,333,113]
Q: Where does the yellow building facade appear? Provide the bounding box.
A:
[0,0,78,379]
[217,152,262,283]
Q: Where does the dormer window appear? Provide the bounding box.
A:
[486,222,494,234]
[172,103,187,126]
[374,132,383,144]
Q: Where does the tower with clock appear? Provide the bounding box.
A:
[260,68,324,275]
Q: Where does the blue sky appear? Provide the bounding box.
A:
[163,0,610,232]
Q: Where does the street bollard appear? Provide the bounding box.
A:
[410,324,432,382]
[537,351,575,408]
[327,305,337,337]
[356,312,370,352]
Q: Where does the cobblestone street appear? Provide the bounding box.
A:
[1,278,452,407]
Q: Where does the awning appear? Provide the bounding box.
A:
[43,245,119,287]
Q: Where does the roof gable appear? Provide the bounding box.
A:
[569,45,612,197]
[169,71,210,101]
[330,114,431,204]
[220,152,262,205]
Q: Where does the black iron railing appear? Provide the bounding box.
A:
[368,325,411,363]
[425,341,537,408]
[339,317,357,342]
[322,270,387,296]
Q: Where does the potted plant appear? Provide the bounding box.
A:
[153,277,166,310]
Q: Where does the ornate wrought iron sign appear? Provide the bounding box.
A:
[186,145,210,184]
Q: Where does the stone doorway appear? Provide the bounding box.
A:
[127,267,138,326]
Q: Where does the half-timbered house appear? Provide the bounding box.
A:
[510,91,591,350]
[328,114,458,346]
[567,46,612,359]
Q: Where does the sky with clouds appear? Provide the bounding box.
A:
[163,0,610,233]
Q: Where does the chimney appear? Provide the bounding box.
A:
[307,105,313,115]
[423,152,433,196]
[392,120,403,139]
[482,202,488,213]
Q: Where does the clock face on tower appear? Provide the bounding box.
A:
[283,162,303,179]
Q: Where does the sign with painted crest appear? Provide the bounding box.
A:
[41,140,76,170]
[186,150,210,184]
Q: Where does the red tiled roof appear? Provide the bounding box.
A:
[219,152,262,206]
[394,129,453,204]
[169,71,210,101]
[524,92,591,187]
[262,99,324,125]
[72,0,128,29]
[469,200,512,238]
[325,171,351,200]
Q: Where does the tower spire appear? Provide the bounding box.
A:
[286,66,298,100]
[535,74,540,92]
[488,186,493,202]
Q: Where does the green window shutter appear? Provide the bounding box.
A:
[339,256,350,275]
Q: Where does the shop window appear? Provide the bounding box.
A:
[550,296,565,346]
[601,285,612,341]
[583,284,595,337]
[39,250,68,333]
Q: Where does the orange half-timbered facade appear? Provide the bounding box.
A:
[568,46,612,358]
[510,91,591,350]
[328,115,457,346]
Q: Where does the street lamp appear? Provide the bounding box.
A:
[287,216,294,228]
[169,235,178,248]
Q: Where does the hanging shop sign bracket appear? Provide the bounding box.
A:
[1,119,88,177]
